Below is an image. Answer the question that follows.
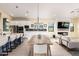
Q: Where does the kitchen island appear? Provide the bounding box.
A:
[28,35,53,56]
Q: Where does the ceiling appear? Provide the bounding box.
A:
[0,3,79,19]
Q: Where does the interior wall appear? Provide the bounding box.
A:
[69,17,79,37]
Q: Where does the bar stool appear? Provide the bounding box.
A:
[10,34,17,49]
[10,39,17,49]
[6,36,12,52]
[0,43,8,56]
[0,45,8,56]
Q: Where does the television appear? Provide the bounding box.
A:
[58,22,69,29]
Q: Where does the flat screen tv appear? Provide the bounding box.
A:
[58,22,69,29]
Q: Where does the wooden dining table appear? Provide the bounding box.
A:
[28,35,53,56]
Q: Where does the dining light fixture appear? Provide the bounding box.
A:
[37,3,39,23]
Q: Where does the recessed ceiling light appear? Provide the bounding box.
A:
[16,6,19,8]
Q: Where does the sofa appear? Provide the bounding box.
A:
[61,36,79,49]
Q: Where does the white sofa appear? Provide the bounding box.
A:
[61,37,79,49]
[55,35,62,44]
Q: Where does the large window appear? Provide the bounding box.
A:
[3,18,9,31]
[48,23,54,32]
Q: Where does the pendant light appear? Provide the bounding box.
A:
[37,3,39,23]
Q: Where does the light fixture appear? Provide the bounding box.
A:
[37,3,39,23]
[7,19,9,22]
[16,5,19,8]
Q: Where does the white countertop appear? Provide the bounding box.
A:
[0,35,8,46]
[0,33,24,46]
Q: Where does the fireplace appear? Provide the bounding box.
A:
[58,32,68,36]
